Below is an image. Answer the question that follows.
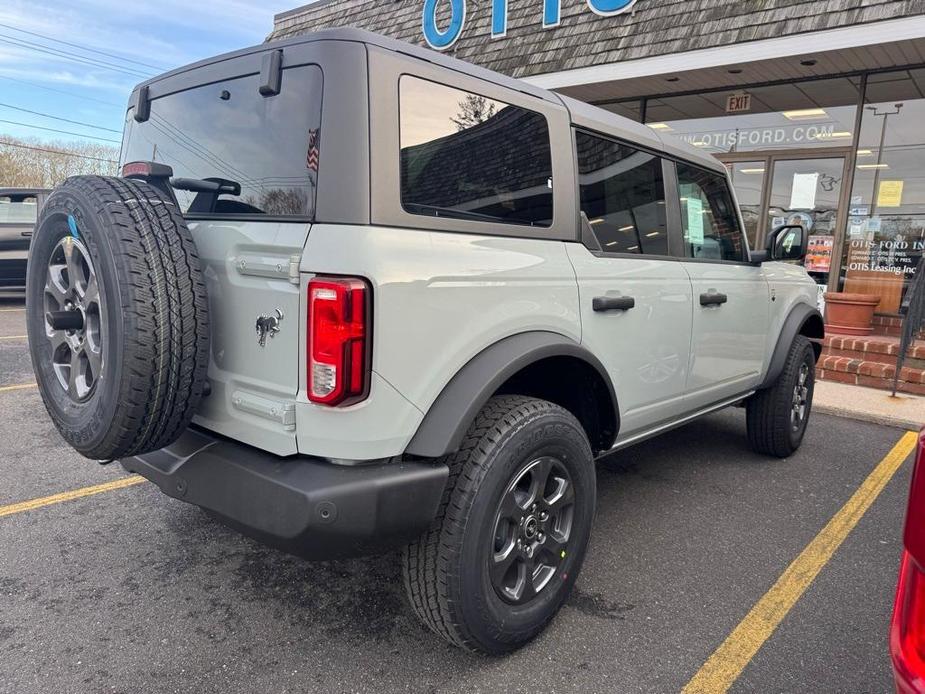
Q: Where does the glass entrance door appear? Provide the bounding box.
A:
[720,152,848,286]
[726,160,766,249]
[766,156,846,281]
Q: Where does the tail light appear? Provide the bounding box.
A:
[307,276,370,406]
[891,429,925,693]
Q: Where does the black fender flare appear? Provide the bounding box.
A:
[758,303,824,389]
[405,331,620,458]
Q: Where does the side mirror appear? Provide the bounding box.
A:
[767,224,806,261]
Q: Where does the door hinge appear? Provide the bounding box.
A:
[231,390,296,430]
[289,255,301,285]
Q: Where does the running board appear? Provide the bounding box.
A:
[598,391,754,458]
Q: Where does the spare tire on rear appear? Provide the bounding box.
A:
[26,175,210,460]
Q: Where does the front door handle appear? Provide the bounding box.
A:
[593,296,635,312]
[700,292,728,306]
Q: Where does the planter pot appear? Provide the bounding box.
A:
[824,292,881,336]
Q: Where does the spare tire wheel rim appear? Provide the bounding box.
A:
[490,455,575,605]
[43,235,104,402]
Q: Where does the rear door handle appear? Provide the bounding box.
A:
[593,296,635,312]
[700,292,728,306]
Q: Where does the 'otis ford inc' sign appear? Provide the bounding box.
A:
[422,0,638,50]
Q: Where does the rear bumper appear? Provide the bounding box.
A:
[120,428,448,559]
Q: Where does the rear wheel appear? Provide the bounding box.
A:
[26,175,210,460]
[746,335,815,458]
[402,395,596,654]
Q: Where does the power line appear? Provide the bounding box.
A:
[0,102,121,133]
[0,139,118,164]
[0,34,152,78]
[0,35,152,79]
[0,21,169,72]
[0,75,123,108]
[0,118,121,143]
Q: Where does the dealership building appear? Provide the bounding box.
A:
[271,0,925,389]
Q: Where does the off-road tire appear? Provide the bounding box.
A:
[26,175,210,460]
[746,335,815,458]
[402,395,596,655]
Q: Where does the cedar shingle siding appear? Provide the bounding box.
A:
[269,0,923,78]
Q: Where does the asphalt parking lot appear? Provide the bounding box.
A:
[0,294,917,694]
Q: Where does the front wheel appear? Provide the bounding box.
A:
[746,335,816,458]
[402,395,596,654]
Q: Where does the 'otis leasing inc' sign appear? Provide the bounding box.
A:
[422,0,638,50]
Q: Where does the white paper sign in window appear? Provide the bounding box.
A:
[789,172,819,210]
[687,197,704,243]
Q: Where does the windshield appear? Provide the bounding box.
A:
[121,64,322,218]
[0,193,39,224]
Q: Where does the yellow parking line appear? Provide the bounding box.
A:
[0,335,26,340]
[683,430,918,694]
[0,382,37,393]
[0,475,146,518]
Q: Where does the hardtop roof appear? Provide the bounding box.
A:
[131,27,724,174]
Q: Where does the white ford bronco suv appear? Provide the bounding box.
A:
[25,29,823,654]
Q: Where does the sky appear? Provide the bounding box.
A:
[0,0,302,148]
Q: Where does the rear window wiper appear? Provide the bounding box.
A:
[170,177,241,196]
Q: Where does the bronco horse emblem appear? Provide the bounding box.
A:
[255,308,284,347]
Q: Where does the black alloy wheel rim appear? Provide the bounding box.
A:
[490,456,575,605]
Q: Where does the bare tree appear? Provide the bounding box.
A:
[451,94,498,131]
[0,136,119,188]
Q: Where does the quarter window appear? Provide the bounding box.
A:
[575,131,668,255]
[677,163,746,262]
[399,76,553,227]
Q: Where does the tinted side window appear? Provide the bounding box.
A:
[677,163,746,262]
[576,131,668,255]
[399,76,553,227]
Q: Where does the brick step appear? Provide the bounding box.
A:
[871,315,925,339]
[822,334,925,358]
[818,369,925,395]
[821,347,925,369]
[817,353,925,395]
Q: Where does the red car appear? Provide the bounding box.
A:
[892,428,925,693]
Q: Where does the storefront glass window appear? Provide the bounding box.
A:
[645,78,860,155]
[768,157,845,281]
[726,161,765,248]
[598,100,643,122]
[841,70,925,314]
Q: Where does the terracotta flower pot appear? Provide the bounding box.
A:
[824,292,880,336]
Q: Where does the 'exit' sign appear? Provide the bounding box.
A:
[726,94,751,113]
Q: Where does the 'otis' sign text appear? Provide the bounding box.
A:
[422,0,638,50]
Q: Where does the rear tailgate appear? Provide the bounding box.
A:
[118,60,326,456]
[190,220,309,456]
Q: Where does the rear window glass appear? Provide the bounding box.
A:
[121,65,322,218]
[399,76,553,227]
[0,194,39,224]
